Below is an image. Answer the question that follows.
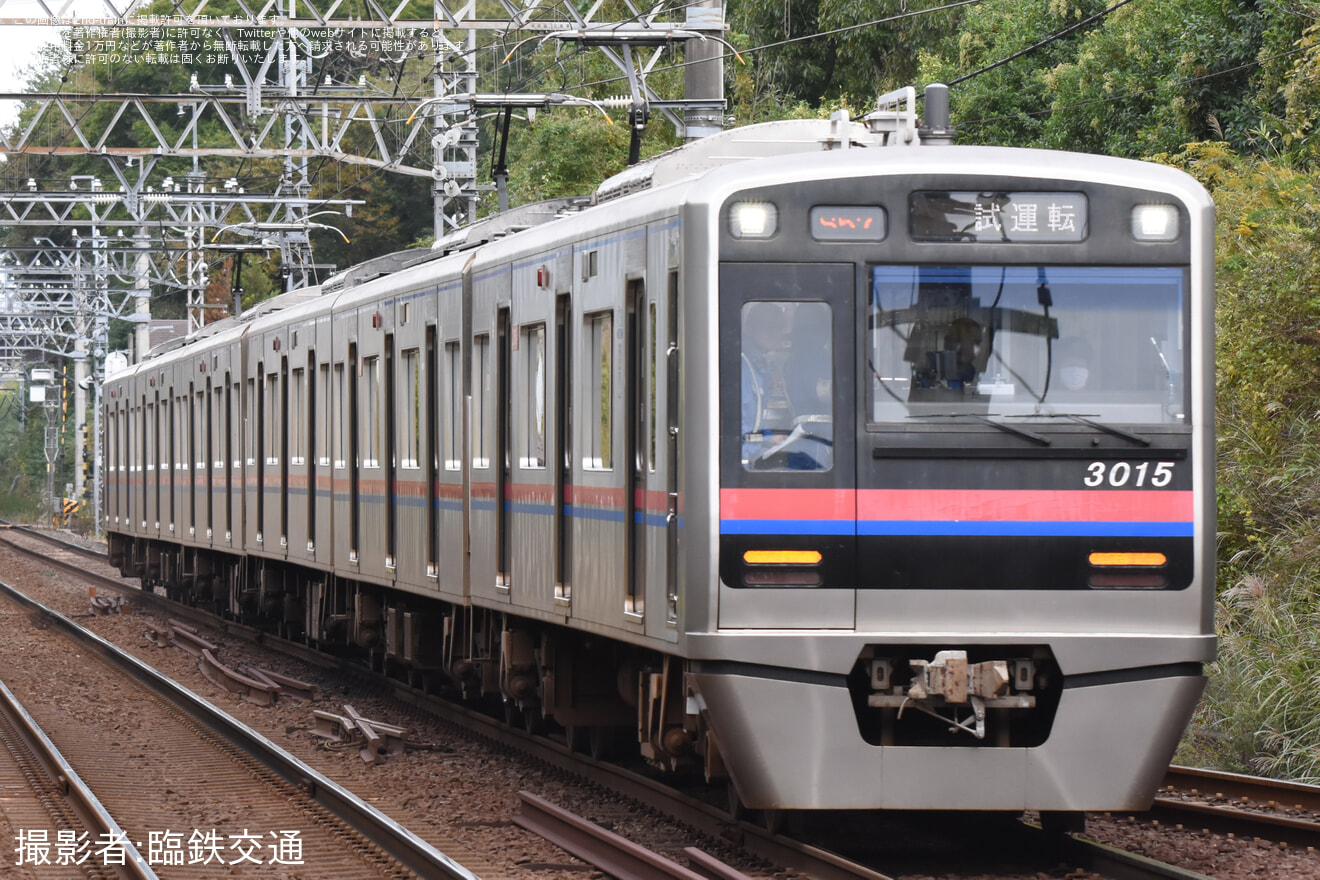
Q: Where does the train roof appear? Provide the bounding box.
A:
[592,113,896,203]
[130,105,921,357]
[670,142,1215,211]
[123,89,1209,370]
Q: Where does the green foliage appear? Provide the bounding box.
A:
[919,0,1099,147]
[1189,576,1320,782]
[920,0,1267,157]
[0,387,73,520]
[1153,144,1320,781]
[724,28,829,125]
[505,112,634,204]
[730,0,963,107]
[1039,0,1262,157]
[1274,22,1320,163]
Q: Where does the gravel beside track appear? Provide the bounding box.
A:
[0,582,431,878]
[1080,813,1317,879]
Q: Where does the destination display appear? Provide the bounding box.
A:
[910,191,1088,242]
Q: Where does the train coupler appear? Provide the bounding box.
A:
[867,650,1036,739]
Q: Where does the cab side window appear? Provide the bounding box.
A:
[740,301,833,472]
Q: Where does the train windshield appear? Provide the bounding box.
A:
[867,265,1187,426]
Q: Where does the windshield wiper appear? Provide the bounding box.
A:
[1024,413,1151,447]
[910,413,1051,446]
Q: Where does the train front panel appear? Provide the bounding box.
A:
[684,146,1216,811]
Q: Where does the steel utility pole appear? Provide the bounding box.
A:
[685,0,727,141]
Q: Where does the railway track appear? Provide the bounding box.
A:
[4,525,1297,880]
[0,674,148,879]
[1145,766,1320,850]
[0,570,475,880]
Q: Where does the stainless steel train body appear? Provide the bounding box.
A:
[104,112,1215,814]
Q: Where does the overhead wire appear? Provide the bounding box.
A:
[26,0,1288,292]
[945,0,1138,86]
[957,42,1313,131]
[563,0,990,94]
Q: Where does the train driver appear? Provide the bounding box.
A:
[942,317,983,391]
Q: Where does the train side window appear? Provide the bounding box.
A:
[649,300,657,473]
[333,363,346,469]
[444,341,462,470]
[195,390,205,468]
[363,355,381,469]
[402,347,421,469]
[473,334,490,469]
[291,367,305,466]
[740,300,833,472]
[245,378,255,466]
[522,324,547,469]
[585,311,613,470]
[318,362,330,467]
[168,395,174,468]
[183,392,191,468]
[265,371,280,466]
[213,387,223,468]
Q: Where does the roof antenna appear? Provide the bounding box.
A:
[919,83,956,146]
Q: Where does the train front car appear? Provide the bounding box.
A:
[685,146,1214,812]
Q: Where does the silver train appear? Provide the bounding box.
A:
[104,89,1215,814]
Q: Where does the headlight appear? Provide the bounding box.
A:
[1131,204,1179,241]
[729,201,778,239]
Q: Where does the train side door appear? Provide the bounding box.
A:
[495,307,512,596]
[203,379,213,541]
[625,281,647,617]
[554,294,573,606]
[305,349,317,557]
[716,262,857,629]
[664,270,680,628]
[384,332,397,572]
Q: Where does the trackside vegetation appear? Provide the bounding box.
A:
[1170,143,1320,781]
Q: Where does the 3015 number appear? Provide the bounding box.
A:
[1084,461,1175,488]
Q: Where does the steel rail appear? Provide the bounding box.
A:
[0,676,158,880]
[1029,825,1215,880]
[1146,799,1320,849]
[0,524,109,561]
[0,529,342,673]
[0,578,478,880]
[384,682,900,880]
[1146,766,1320,849]
[1162,765,1320,812]
[513,790,733,880]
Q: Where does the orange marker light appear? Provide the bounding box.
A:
[743,550,822,565]
[1088,552,1167,567]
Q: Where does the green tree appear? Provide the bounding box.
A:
[1040,0,1263,157]
[1157,143,1320,780]
[731,0,964,107]
[918,0,1102,147]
